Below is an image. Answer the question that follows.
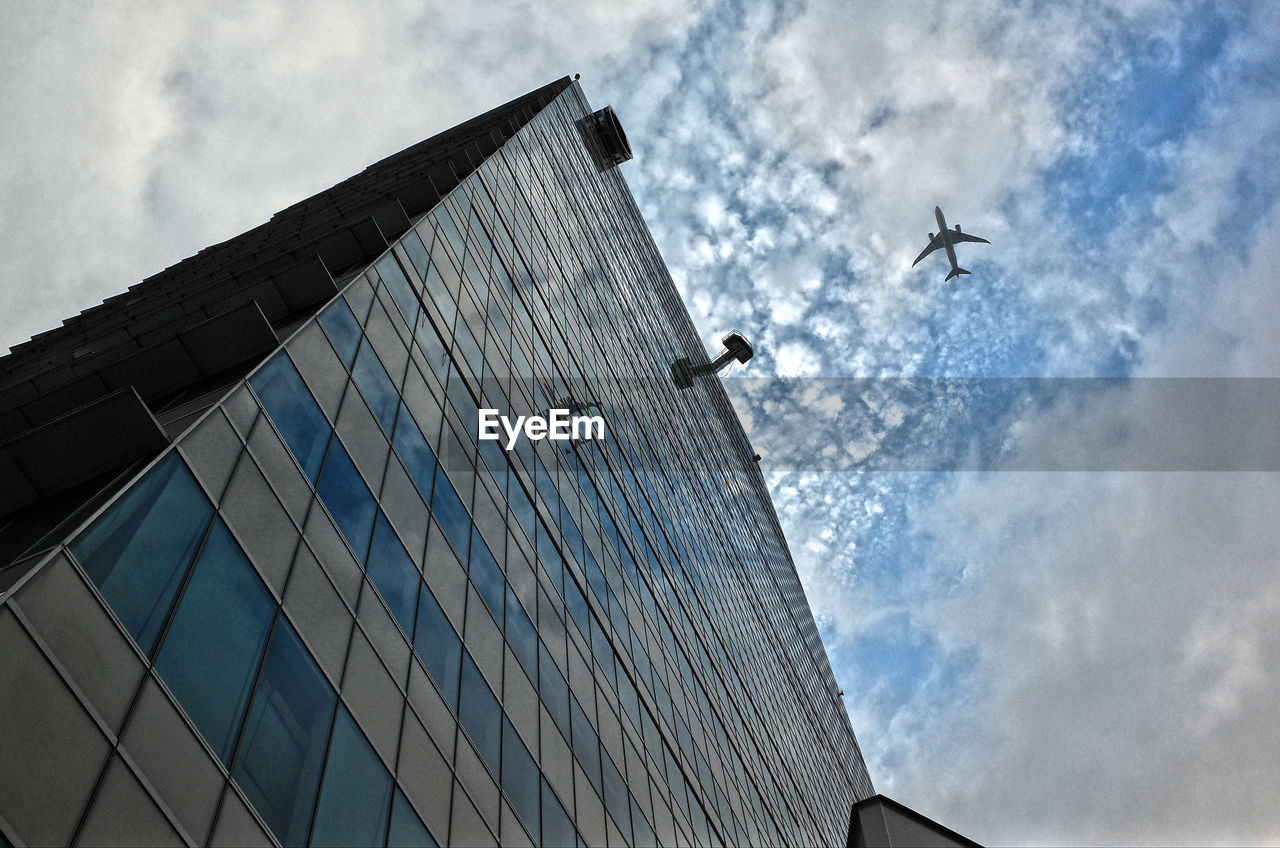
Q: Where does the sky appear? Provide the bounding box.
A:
[3,1,1279,844]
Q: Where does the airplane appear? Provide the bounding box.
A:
[912,206,990,281]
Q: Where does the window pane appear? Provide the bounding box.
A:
[316,437,376,562]
[232,617,336,847]
[507,480,536,546]
[501,716,540,837]
[404,230,431,279]
[435,206,466,260]
[392,404,436,501]
[250,353,331,481]
[376,253,420,327]
[353,339,400,435]
[71,453,213,655]
[155,519,275,763]
[319,297,362,367]
[387,787,437,848]
[413,588,461,711]
[602,749,632,841]
[468,526,503,621]
[367,512,420,635]
[541,778,575,848]
[538,642,570,738]
[458,652,500,776]
[504,586,538,679]
[429,467,470,560]
[414,310,451,383]
[570,694,602,795]
[310,706,393,848]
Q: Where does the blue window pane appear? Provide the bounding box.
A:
[617,670,641,732]
[453,321,484,379]
[420,266,457,347]
[535,520,563,596]
[316,438,376,562]
[353,339,400,435]
[534,460,559,514]
[71,453,213,655]
[570,695,602,795]
[310,706,393,848]
[507,480,536,545]
[504,587,538,679]
[413,589,461,711]
[631,797,657,848]
[564,576,589,640]
[392,405,436,501]
[403,231,431,281]
[435,206,466,260]
[250,353,331,481]
[475,428,507,484]
[367,512,420,635]
[560,514,584,567]
[376,253,420,327]
[468,526,503,621]
[538,643,570,738]
[319,297,362,367]
[233,617,336,847]
[387,788,436,847]
[501,716,539,838]
[430,468,470,560]
[541,778,575,848]
[458,653,500,776]
[155,519,275,763]
[601,749,632,841]
[619,544,639,585]
[446,365,479,425]
[584,548,606,603]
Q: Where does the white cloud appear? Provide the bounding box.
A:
[0,0,703,351]
[852,174,1280,846]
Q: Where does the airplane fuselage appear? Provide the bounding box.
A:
[912,206,989,280]
[934,206,959,271]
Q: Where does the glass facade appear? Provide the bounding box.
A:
[0,81,871,847]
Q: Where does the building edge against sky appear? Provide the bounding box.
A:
[0,78,873,846]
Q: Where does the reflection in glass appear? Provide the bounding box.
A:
[392,404,437,501]
[504,586,538,678]
[155,519,275,763]
[468,526,504,621]
[413,588,462,711]
[387,788,436,847]
[367,512,420,635]
[232,617,336,846]
[501,716,540,837]
[430,467,470,560]
[316,438,376,562]
[319,297,363,367]
[353,339,400,435]
[458,653,500,777]
[403,230,432,281]
[250,353,331,481]
[541,778,576,848]
[310,706,393,847]
[71,453,213,655]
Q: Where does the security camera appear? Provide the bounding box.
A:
[671,330,754,390]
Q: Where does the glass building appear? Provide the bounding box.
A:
[0,78,872,847]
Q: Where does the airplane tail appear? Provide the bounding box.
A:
[945,267,970,282]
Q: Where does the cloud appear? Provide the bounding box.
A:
[848,142,1280,847]
[6,1,1280,845]
[0,0,702,352]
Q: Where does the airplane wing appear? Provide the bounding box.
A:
[952,231,990,245]
[912,234,944,266]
